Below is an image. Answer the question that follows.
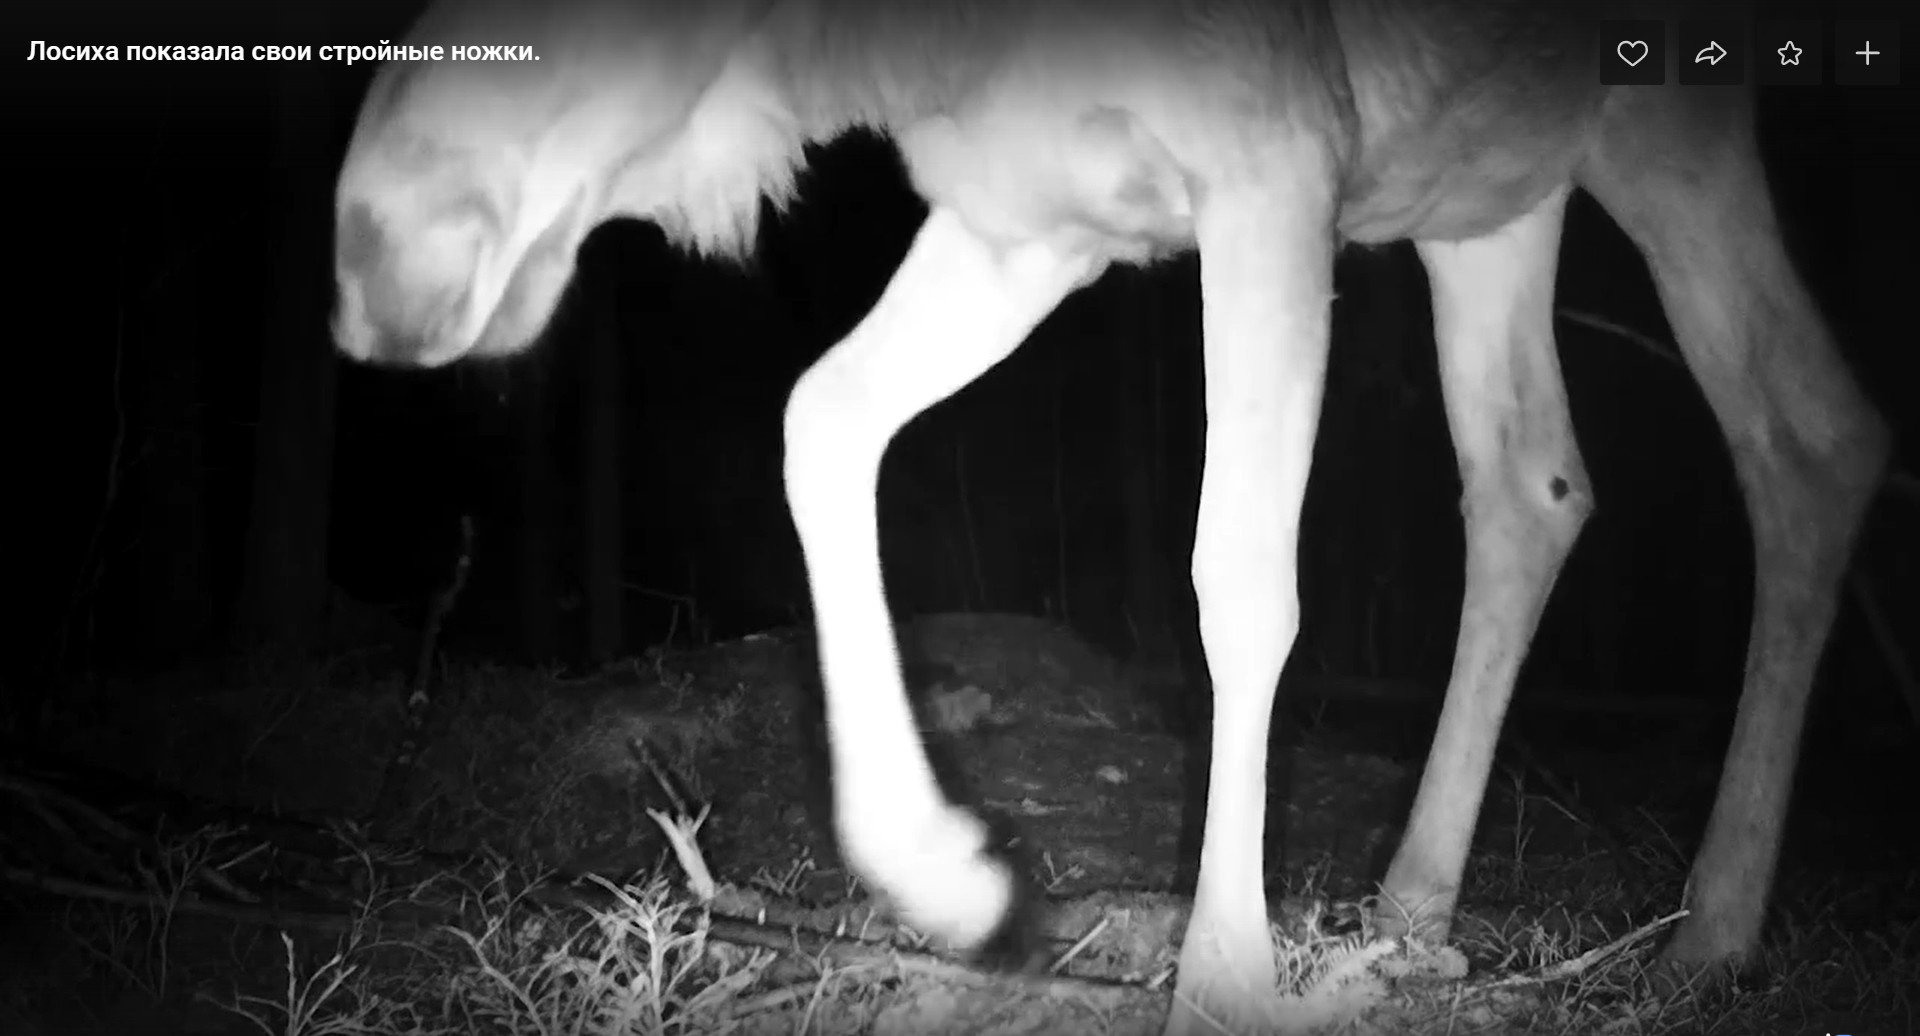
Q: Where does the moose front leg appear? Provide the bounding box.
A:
[1169,168,1337,1036]
[784,207,1100,950]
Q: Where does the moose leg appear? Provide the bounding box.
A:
[1375,186,1593,942]
[1582,93,1888,977]
[1167,175,1336,1036]
[783,207,1100,949]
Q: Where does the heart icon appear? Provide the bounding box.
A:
[1616,40,1648,66]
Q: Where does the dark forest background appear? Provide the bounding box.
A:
[6,1,1915,750]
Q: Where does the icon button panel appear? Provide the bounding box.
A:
[1679,20,1746,85]
[1756,20,1824,85]
[1600,20,1666,85]
[1835,20,1900,85]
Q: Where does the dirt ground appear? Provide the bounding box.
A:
[4,612,1914,1034]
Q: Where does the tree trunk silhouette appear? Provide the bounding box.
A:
[237,56,337,658]
[131,293,213,662]
[579,284,625,664]
[1318,247,1420,677]
[515,355,561,661]
[1118,269,1174,668]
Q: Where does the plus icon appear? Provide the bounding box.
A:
[1836,19,1901,85]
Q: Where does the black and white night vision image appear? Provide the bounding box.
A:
[8,1,1915,1033]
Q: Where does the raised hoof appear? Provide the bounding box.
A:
[844,799,1021,951]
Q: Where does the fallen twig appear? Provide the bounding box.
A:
[1477,909,1687,989]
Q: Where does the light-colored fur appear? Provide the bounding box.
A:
[333,2,1888,1031]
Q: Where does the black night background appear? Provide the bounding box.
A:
[3,1,1916,1034]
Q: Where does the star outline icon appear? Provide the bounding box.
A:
[1778,40,1803,65]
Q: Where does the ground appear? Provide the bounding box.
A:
[1,613,1913,1034]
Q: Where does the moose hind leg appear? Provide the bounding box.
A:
[1376,186,1592,942]
[1582,95,1889,976]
